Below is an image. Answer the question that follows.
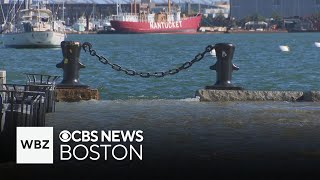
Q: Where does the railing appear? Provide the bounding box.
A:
[0,90,46,162]
[2,83,56,113]
[25,73,60,113]
[25,73,60,85]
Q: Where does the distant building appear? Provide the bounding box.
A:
[230,0,320,19]
[0,0,9,4]
[203,1,230,18]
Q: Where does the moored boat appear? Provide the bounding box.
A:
[1,0,66,48]
[110,0,201,33]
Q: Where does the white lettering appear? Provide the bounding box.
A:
[82,131,91,142]
[101,144,111,160]
[121,130,135,142]
[72,130,81,142]
[112,130,121,142]
[101,130,111,142]
[135,130,144,142]
[90,144,100,160]
[149,21,183,29]
[112,144,128,161]
[91,130,98,142]
[130,145,143,160]
[73,144,88,161]
[60,145,72,160]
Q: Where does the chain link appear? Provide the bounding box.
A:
[82,42,215,78]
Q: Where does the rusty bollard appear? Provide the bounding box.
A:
[56,41,89,88]
[206,43,242,90]
[55,41,99,102]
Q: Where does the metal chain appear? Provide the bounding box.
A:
[82,42,215,78]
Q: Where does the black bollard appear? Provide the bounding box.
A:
[206,43,242,90]
[56,41,89,88]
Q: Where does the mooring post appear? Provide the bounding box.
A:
[206,43,242,90]
[56,41,88,88]
[55,41,99,102]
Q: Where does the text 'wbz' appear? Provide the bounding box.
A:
[60,130,143,161]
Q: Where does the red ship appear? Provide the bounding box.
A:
[110,0,202,33]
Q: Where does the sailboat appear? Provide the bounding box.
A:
[1,0,66,48]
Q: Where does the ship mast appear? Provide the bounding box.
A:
[168,0,170,15]
[117,0,119,15]
[24,0,31,9]
[62,1,65,21]
[134,0,136,15]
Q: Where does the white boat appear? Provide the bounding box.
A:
[73,16,97,32]
[1,1,66,48]
[72,16,87,32]
[279,45,290,52]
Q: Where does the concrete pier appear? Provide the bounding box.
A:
[55,88,99,102]
[196,90,320,102]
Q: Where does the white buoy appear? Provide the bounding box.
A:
[210,49,216,57]
[315,42,320,48]
[279,45,290,52]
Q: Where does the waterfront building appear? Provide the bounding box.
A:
[203,1,230,18]
[230,0,320,19]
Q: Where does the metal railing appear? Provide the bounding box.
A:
[0,89,46,162]
[25,73,60,112]
[25,73,60,85]
[2,83,56,113]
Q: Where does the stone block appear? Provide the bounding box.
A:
[55,88,99,102]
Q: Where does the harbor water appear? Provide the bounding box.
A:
[1,33,319,100]
[1,33,320,176]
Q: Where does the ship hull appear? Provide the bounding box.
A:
[110,15,202,33]
[2,31,65,48]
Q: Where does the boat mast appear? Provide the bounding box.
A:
[24,0,29,9]
[13,0,15,23]
[168,0,170,15]
[62,1,64,21]
[134,0,136,15]
[116,0,119,15]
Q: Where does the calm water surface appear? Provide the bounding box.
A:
[1,33,319,100]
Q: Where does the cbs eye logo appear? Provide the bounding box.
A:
[59,130,71,142]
